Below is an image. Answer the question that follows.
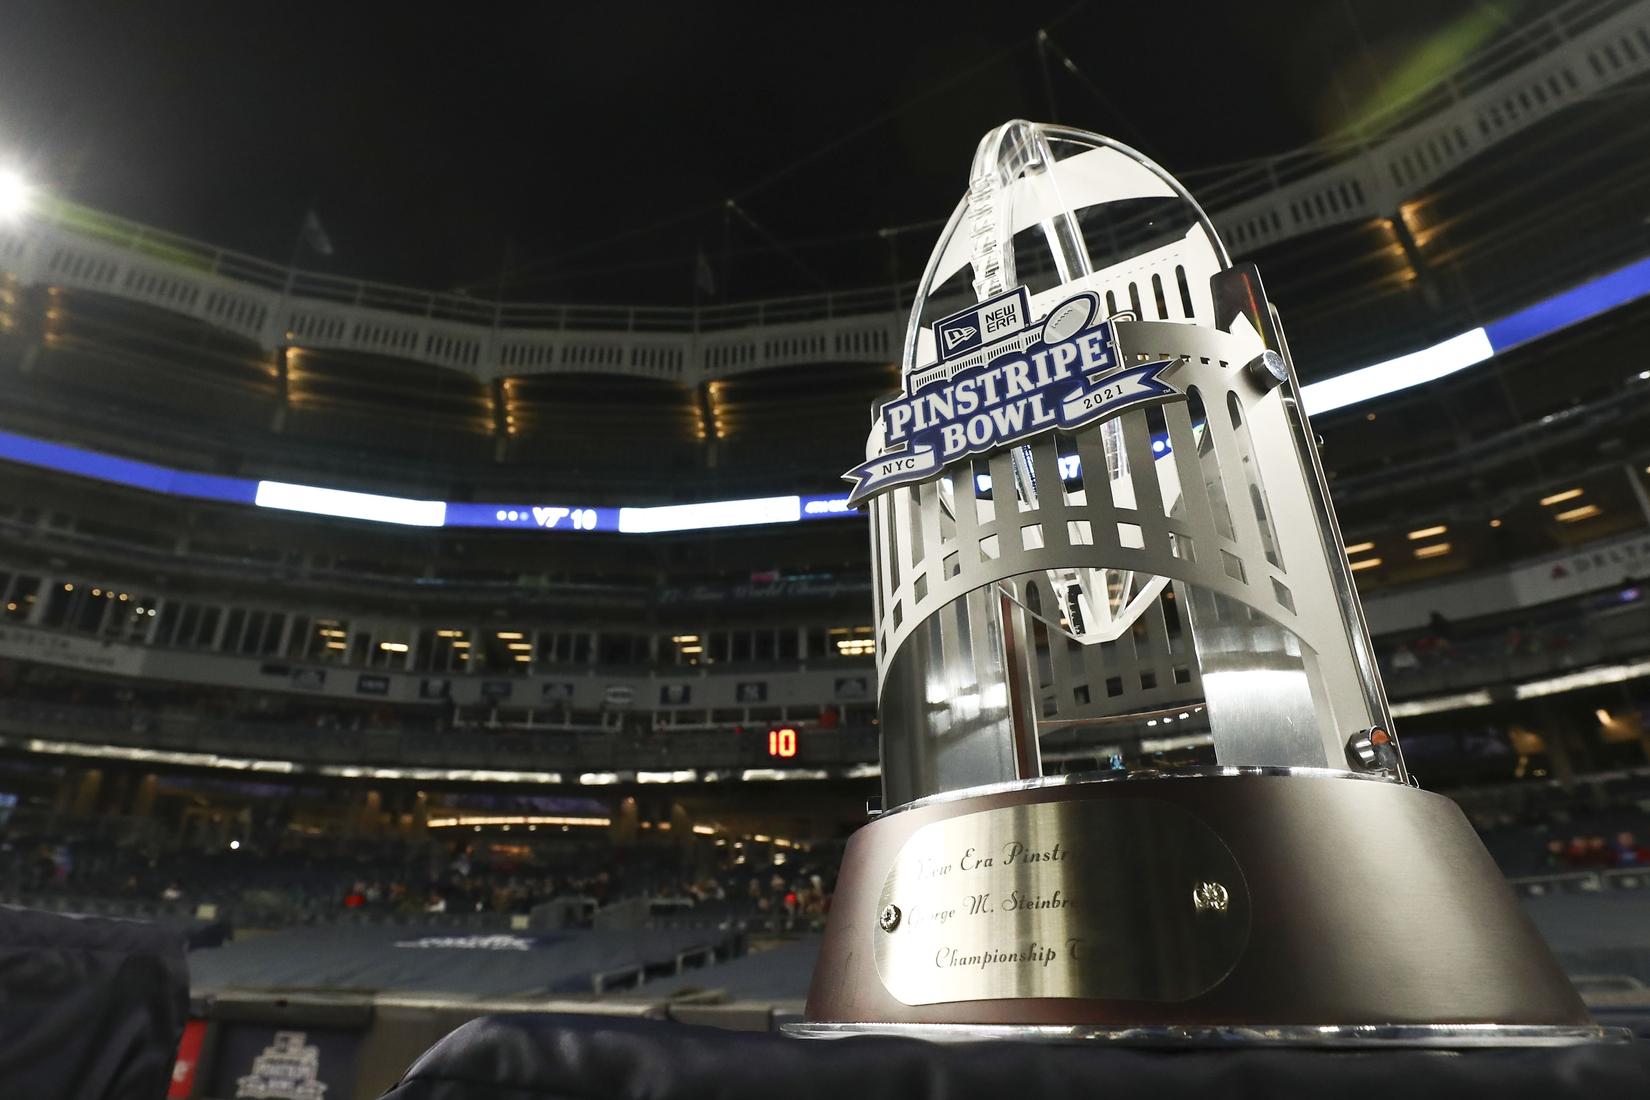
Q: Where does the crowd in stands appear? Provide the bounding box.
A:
[0,821,835,932]
[1382,610,1582,678]
[1378,583,1646,683]
[1460,768,1650,876]
[1540,832,1650,871]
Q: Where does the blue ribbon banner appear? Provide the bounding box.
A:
[844,293,1177,505]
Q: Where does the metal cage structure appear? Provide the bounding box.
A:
[866,122,1397,808]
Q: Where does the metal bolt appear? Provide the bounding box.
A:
[879,903,902,932]
[1192,881,1229,913]
[1246,349,1288,389]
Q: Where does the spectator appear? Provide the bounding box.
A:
[1585,836,1612,868]
[1613,831,1648,867]
[1427,610,1454,642]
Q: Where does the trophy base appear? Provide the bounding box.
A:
[782,1022,1626,1047]
[799,769,1618,1043]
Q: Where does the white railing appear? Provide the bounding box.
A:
[1213,0,1650,251]
[0,0,1644,384]
[1508,867,1650,896]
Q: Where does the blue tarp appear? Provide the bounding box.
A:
[189,925,729,997]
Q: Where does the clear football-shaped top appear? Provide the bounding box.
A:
[902,121,1230,385]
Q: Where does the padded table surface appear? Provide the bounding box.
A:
[0,905,189,1100]
[382,1011,1650,1100]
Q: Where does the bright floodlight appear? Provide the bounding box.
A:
[0,169,30,221]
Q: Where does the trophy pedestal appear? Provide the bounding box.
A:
[796,771,1617,1045]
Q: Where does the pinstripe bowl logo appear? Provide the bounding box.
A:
[844,288,1178,506]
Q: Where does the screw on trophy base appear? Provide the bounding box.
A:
[788,121,1623,1046]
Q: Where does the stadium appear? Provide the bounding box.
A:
[4,2,1650,1097]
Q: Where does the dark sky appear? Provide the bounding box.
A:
[0,1,1514,303]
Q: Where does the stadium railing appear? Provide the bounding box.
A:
[0,698,883,772]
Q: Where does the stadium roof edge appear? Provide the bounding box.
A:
[1,0,1643,385]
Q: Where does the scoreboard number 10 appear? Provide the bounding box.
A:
[767,727,799,758]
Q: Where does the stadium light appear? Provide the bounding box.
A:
[1388,690,1495,717]
[254,480,445,526]
[0,168,30,222]
[1299,328,1494,416]
[618,495,801,533]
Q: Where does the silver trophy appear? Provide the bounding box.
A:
[796,121,1611,1044]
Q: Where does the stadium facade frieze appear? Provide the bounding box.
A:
[0,621,874,712]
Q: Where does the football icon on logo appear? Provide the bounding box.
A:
[1040,294,1096,345]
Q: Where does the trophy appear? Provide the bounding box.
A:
[794,121,1610,1044]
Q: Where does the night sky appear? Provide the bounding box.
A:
[0,1,1514,303]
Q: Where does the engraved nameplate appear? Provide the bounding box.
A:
[873,797,1249,1004]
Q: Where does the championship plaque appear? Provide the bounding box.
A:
[792,121,1616,1045]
